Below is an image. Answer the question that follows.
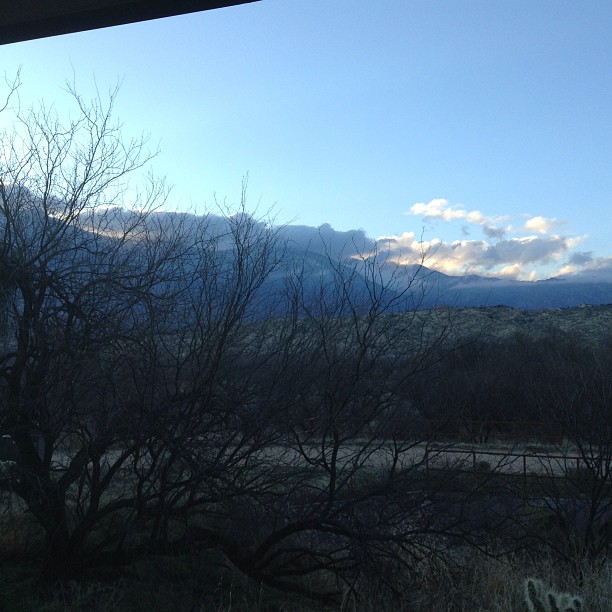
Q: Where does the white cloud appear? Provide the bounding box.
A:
[410,199,495,225]
[71,205,595,282]
[409,199,569,241]
[375,231,587,280]
[275,200,591,281]
[558,256,612,281]
[498,263,523,279]
[523,215,563,234]
[401,198,590,279]
[408,198,511,238]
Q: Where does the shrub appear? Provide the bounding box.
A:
[524,577,583,612]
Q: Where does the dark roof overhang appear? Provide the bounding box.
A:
[0,1,260,45]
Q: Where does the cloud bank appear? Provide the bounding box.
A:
[376,198,592,280]
[187,198,602,282]
[82,199,604,282]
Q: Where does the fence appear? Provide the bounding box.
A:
[422,446,584,496]
[300,418,565,446]
[390,419,565,446]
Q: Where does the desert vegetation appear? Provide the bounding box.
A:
[0,78,611,609]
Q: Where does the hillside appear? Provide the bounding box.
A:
[440,303,612,344]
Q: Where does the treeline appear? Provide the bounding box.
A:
[410,328,612,445]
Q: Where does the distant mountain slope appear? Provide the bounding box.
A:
[413,270,612,310]
[260,250,612,313]
[278,224,612,310]
[18,204,607,313]
[439,304,612,346]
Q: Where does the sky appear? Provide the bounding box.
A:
[1,0,612,281]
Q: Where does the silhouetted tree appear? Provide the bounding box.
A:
[525,335,612,572]
[0,79,484,606]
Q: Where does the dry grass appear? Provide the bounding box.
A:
[0,472,611,610]
[0,534,609,610]
[395,547,611,612]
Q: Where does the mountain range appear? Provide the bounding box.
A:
[266,222,612,311]
[277,233,612,311]
[10,199,611,313]
[397,266,612,310]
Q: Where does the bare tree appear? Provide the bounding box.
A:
[0,78,486,607]
[525,336,612,573]
[0,81,185,577]
[0,77,295,582]
[145,239,470,605]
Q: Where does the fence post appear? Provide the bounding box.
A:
[523,454,527,498]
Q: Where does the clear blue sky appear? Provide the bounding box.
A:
[2,0,612,280]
